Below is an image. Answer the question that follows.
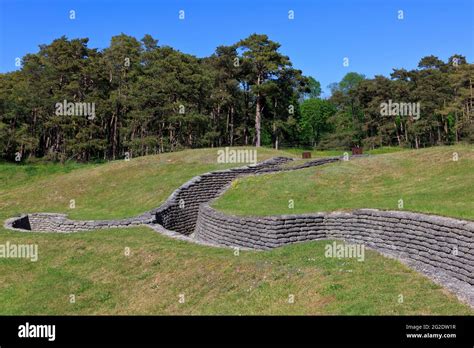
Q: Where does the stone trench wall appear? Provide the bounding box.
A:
[6,154,473,288]
[194,205,474,285]
[5,156,339,234]
[9,213,148,233]
[5,154,473,305]
[152,156,339,235]
[5,155,473,292]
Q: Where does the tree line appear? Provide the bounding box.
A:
[0,33,472,162]
[303,57,473,150]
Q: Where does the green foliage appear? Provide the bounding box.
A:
[302,76,321,99]
[236,34,305,147]
[299,98,335,146]
[0,36,472,162]
[330,72,366,95]
[0,34,306,161]
[322,59,474,150]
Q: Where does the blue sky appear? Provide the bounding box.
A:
[1,0,473,96]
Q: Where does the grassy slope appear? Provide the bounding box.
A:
[279,146,408,158]
[0,146,472,314]
[214,145,474,220]
[0,147,293,220]
[2,230,470,315]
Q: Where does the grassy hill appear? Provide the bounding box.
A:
[0,146,472,315]
[213,145,474,220]
[0,147,292,220]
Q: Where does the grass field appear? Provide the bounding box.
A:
[214,145,474,220]
[278,146,408,158]
[0,147,292,220]
[0,146,472,315]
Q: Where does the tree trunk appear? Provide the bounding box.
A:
[111,112,118,160]
[255,95,261,147]
[230,106,234,146]
[404,122,408,146]
[394,122,401,146]
[255,75,262,147]
[455,113,458,143]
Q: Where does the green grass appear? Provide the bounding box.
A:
[0,147,294,220]
[0,229,471,315]
[0,146,472,314]
[0,160,97,191]
[280,146,408,159]
[213,145,474,220]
